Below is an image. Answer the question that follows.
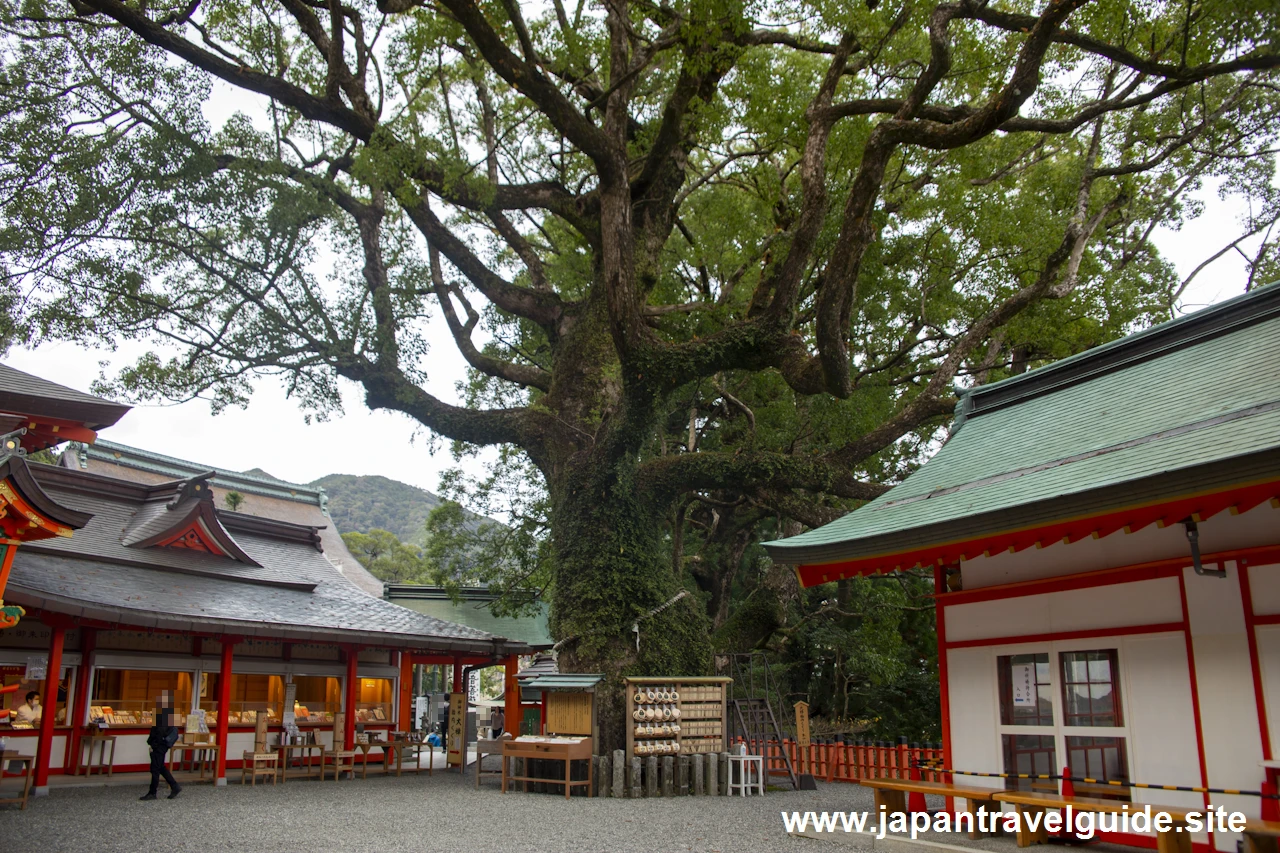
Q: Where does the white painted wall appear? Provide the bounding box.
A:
[1182,561,1265,848]
[1255,624,1280,760]
[1121,633,1205,840]
[946,646,1004,791]
[946,577,1182,643]
[1249,561,1280,617]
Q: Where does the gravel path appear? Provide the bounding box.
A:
[0,770,878,853]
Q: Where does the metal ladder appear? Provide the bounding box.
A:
[726,652,798,789]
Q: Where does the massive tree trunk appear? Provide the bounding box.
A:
[548,452,711,750]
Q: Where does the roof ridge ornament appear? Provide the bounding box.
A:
[166,471,217,510]
[0,428,27,457]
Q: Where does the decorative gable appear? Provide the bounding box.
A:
[155,521,229,556]
[120,473,260,566]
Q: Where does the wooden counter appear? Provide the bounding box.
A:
[501,736,593,800]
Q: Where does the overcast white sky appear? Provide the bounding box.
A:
[3,80,1273,495]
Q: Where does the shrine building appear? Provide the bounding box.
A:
[764,284,1280,852]
[0,364,529,794]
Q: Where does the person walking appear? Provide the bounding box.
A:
[141,692,182,801]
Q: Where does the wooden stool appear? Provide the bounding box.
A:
[241,715,278,785]
[322,713,356,781]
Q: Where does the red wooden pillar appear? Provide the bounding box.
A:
[214,637,235,785]
[503,655,520,736]
[33,620,66,794]
[344,646,359,748]
[67,627,96,776]
[934,564,955,812]
[397,651,413,731]
[450,656,462,694]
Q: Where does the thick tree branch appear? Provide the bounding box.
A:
[429,247,553,392]
[637,450,889,506]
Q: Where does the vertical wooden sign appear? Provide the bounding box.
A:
[794,700,810,749]
[446,692,466,767]
[794,700,810,774]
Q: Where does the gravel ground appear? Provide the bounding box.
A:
[0,768,880,853]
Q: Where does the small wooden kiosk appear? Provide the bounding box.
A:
[502,672,599,797]
[624,676,731,759]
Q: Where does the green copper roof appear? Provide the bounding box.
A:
[384,586,553,649]
[763,283,1280,566]
[518,674,603,690]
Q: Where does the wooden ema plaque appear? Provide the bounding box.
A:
[624,676,731,759]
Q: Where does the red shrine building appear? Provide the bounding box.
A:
[765,284,1280,852]
[0,364,529,794]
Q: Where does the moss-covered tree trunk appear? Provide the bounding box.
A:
[546,442,712,752]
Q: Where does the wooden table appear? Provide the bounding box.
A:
[993,791,1192,853]
[399,739,432,777]
[476,736,510,787]
[860,778,1004,839]
[501,737,593,800]
[271,743,324,782]
[353,740,396,778]
[76,733,117,776]
[1,750,35,810]
[169,742,218,780]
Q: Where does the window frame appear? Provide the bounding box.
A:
[993,643,1131,797]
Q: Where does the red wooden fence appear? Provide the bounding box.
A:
[735,737,945,785]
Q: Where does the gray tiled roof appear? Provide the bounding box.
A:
[70,440,386,597]
[24,480,309,589]
[8,551,508,653]
[0,362,131,428]
[6,465,529,655]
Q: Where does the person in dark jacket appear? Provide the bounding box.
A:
[141,692,182,801]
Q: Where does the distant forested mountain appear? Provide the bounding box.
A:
[310,473,489,543]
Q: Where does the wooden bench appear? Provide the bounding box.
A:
[993,791,1192,853]
[859,778,1004,839]
[1240,818,1280,853]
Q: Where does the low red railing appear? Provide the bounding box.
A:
[735,736,945,784]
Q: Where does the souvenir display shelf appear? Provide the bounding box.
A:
[623,676,731,758]
[88,702,185,728]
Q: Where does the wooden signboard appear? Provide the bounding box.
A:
[547,692,591,736]
[446,692,466,767]
[794,700,810,749]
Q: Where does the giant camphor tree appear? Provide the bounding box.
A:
[2,0,1278,746]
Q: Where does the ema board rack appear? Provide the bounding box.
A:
[623,676,731,758]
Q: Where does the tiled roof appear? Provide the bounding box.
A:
[5,464,529,655]
[68,440,386,596]
[763,283,1280,567]
[0,363,131,429]
[8,552,510,653]
[518,673,603,690]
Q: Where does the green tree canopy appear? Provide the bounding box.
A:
[2,0,1277,746]
[342,528,429,583]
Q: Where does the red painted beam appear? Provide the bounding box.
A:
[794,479,1280,587]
